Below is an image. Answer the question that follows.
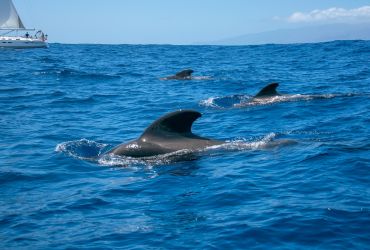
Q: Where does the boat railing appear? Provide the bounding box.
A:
[0,28,47,41]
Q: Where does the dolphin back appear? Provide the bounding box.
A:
[107,110,223,158]
[175,69,194,78]
[255,83,280,97]
[141,110,201,137]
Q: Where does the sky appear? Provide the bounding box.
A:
[13,0,370,44]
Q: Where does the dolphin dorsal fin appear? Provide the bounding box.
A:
[141,110,201,137]
[175,69,194,78]
[255,83,280,97]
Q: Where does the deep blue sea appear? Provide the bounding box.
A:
[1,40,370,249]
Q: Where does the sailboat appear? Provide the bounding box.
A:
[0,0,47,48]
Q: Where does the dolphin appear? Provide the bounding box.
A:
[161,69,194,80]
[107,110,223,158]
[200,82,286,108]
[253,82,281,99]
[231,82,337,107]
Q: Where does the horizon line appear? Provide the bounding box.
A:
[47,39,369,47]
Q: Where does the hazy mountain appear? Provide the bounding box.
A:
[206,23,370,45]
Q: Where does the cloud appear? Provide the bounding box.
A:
[288,6,370,23]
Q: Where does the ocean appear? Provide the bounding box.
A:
[1,40,369,249]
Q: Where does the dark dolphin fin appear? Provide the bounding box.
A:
[254,83,280,97]
[160,69,194,80]
[141,110,201,137]
[175,69,194,78]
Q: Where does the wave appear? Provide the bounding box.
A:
[33,68,120,80]
[50,90,66,97]
[0,170,55,185]
[200,94,250,108]
[50,96,96,105]
[57,133,296,167]
[200,93,359,109]
[0,87,25,93]
[49,93,120,105]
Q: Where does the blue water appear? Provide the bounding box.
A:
[1,41,369,249]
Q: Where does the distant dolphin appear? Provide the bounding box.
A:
[107,110,223,158]
[251,82,357,101]
[201,82,353,109]
[253,82,280,98]
[200,82,295,108]
[161,69,194,80]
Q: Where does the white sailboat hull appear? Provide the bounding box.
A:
[0,36,48,48]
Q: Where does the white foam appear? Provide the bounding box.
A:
[55,139,108,160]
[200,93,359,109]
[206,132,278,151]
[199,96,221,108]
[126,143,140,149]
[192,76,213,80]
[234,93,351,107]
[98,148,195,168]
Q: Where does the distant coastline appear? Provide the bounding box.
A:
[198,23,370,46]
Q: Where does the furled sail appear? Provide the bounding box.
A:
[0,0,25,29]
